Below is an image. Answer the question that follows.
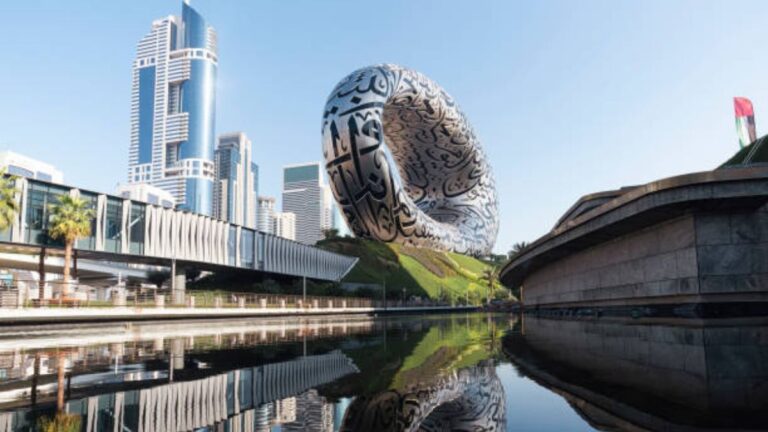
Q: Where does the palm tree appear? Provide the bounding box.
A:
[48,194,94,298]
[508,241,529,260]
[0,169,19,232]
[482,267,498,304]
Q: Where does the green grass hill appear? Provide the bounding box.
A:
[316,237,506,304]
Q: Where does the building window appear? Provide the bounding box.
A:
[105,198,123,253]
[36,172,53,182]
[7,165,34,179]
[24,182,69,246]
[240,229,254,268]
[77,192,98,251]
[227,226,237,266]
[129,202,145,255]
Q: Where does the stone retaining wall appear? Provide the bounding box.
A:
[525,205,768,307]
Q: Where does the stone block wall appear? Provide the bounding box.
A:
[518,317,768,420]
[521,318,709,408]
[695,205,768,297]
[524,204,768,307]
[524,216,699,306]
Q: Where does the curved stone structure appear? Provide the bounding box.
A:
[322,64,498,255]
[500,166,768,312]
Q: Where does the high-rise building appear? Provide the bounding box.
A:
[273,212,296,241]
[213,132,258,228]
[282,163,330,245]
[257,196,275,234]
[321,185,333,233]
[128,0,218,216]
[0,151,63,184]
[283,390,334,432]
[273,397,297,424]
[331,202,352,237]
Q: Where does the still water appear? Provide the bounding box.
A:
[0,313,764,431]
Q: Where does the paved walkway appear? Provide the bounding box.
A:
[0,305,478,325]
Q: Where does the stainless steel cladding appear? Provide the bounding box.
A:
[322,65,498,256]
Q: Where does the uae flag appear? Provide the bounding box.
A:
[734,97,757,148]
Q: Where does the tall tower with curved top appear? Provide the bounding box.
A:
[128,0,217,216]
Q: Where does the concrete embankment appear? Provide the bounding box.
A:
[0,305,479,326]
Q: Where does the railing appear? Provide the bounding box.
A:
[0,280,475,311]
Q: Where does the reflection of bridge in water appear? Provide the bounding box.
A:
[0,349,358,432]
[71,350,358,432]
[0,316,376,353]
[0,316,382,431]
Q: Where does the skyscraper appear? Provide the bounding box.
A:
[257,196,275,234]
[213,132,258,228]
[273,212,296,241]
[128,0,217,216]
[282,163,331,245]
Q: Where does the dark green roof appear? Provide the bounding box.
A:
[720,135,768,168]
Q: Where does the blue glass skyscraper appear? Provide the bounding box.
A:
[128,0,217,216]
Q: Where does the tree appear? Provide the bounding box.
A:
[48,194,95,298]
[322,228,340,240]
[0,169,19,232]
[508,241,529,260]
[482,267,498,304]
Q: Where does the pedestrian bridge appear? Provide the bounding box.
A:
[1,177,357,282]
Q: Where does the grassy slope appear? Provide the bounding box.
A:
[317,237,499,303]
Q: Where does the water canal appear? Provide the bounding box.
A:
[0,313,763,431]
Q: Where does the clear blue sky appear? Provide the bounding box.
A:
[1,0,767,254]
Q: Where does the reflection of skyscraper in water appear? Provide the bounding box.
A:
[273,396,297,424]
[333,398,353,429]
[254,403,272,432]
[282,390,334,432]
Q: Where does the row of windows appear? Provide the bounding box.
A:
[169,49,217,63]
[18,183,346,276]
[23,183,148,255]
[25,183,70,247]
[5,165,55,183]
[138,57,156,67]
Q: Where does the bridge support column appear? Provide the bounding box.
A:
[169,338,185,380]
[170,260,186,306]
[37,247,46,305]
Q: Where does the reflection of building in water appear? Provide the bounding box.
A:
[283,390,334,432]
[504,317,768,431]
[0,315,429,431]
[340,362,505,431]
[273,396,297,424]
[61,350,358,432]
